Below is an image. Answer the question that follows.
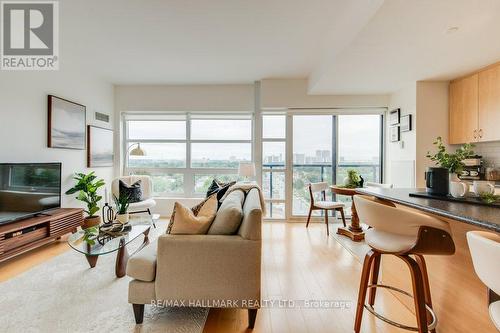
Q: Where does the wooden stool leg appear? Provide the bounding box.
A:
[368,252,381,307]
[306,207,313,228]
[324,210,329,236]
[339,208,347,227]
[400,255,429,333]
[354,250,376,333]
[415,255,435,333]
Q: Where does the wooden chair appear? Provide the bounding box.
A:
[306,182,346,235]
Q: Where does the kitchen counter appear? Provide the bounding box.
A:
[356,187,500,233]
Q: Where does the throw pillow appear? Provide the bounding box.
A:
[119,180,143,203]
[167,195,217,234]
[206,179,236,204]
[207,190,245,235]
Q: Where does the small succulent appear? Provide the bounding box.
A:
[113,194,130,215]
[82,226,99,245]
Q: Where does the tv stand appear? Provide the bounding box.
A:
[0,208,83,263]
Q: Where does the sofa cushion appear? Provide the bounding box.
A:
[206,179,236,206]
[208,190,245,235]
[167,195,217,234]
[126,240,157,282]
[119,179,143,203]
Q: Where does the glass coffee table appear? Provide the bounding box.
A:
[68,215,154,278]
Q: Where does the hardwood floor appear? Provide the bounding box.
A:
[0,221,416,332]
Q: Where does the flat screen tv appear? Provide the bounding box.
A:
[0,163,61,225]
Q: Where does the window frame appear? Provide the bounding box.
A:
[123,112,254,197]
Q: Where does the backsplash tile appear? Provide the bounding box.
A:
[474,141,500,167]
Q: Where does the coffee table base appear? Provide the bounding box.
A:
[83,227,150,278]
[337,225,366,242]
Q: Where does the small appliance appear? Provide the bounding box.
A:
[459,155,484,180]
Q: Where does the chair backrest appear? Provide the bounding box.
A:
[310,182,329,193]
[365,182,394,189]
[112,175,153,200]
[467,231,500,295]
[353,195,451,237]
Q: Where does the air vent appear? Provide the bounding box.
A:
[95,112,110,123]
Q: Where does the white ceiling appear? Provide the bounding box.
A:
[63,0,500,94]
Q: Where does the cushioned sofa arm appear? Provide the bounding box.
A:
[155,234,261,304]
[126,240,157,282]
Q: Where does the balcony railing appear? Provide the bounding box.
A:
[263,162,381,218]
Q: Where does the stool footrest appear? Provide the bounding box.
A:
[364,284,437,331]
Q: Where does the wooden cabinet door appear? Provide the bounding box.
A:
[449,74,479,144]
[478,64,500,142]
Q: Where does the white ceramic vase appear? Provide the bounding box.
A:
[116,212,129,224]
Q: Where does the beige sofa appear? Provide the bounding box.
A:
[127,188,262,328]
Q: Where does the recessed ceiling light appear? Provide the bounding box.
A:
[446,26,459,34]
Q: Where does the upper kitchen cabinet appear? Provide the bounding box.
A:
[449,62,500,144]
[449,74,478,144]
[478,64,500,142]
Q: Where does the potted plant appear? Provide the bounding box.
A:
[65,172,105,229]
[426,137,475,181]
[113,194,130,224]
[343,169,364,188]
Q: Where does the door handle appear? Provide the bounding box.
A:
[473,129,477,139]
[478,129,483,138]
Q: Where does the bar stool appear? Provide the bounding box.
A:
[353,195,455,333]
[466,231,500,331]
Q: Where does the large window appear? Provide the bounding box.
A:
[124,113,253,197]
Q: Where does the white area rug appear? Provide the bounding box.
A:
[0,224,208,333]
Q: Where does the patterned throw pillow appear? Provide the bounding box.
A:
[206,179,236,206]
[119,180,143,203]
[166,195,218,234]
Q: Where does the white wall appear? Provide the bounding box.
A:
[385,82,417,187]
[0,70,115,209]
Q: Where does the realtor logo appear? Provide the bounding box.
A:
[1,1,59,70]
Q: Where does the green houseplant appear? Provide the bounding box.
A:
[426,137,474,180]
[113,194,130,224]
[65,172,105,229]
[343,169,363,188]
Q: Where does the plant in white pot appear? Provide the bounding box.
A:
[113,194,130,224]
[426,136,475,181]
[65,172,105,229]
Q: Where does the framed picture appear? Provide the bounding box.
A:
[400,114,412,132]
[48,95,86,149]
[389,108,400,125]
[87,125,114,167]
[390,126,400,142]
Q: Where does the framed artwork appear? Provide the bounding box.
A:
[87,125,114,167]
[390,126,400,142]
[400,114,412,132]
[48,95,86,149]
[389,108,401,125]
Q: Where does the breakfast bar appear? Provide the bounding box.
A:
[356,187,500,333]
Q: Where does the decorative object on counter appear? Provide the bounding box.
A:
[472,180,495,196]
[87,125,114,167]
[389,108,400,125]
[342,169,363,188]
[389,126,400,142]
[450,180,468,198]
[47,95,86,150]
[479,193,500,204]
[424,167,450,196]
[426,136,475,180]
[114,194,131,224]
[400,114,412,132]
[485,166,500,181]
[65,172,105,229]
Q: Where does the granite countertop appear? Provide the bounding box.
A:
[356,187,500,233]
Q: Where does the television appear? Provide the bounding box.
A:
[0,163,62,225]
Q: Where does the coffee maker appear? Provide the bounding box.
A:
[459,155,484,180]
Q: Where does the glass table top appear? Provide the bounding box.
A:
[68,215,153,256]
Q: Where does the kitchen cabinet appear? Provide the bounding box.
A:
[449,62,500,144]
[449,74,478,144]
[478,64,500,142]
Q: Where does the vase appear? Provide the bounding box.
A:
[82,216,101,229]
[425,167,449,196]
[116,212,130,224]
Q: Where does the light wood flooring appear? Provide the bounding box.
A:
[0,221,416,332]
